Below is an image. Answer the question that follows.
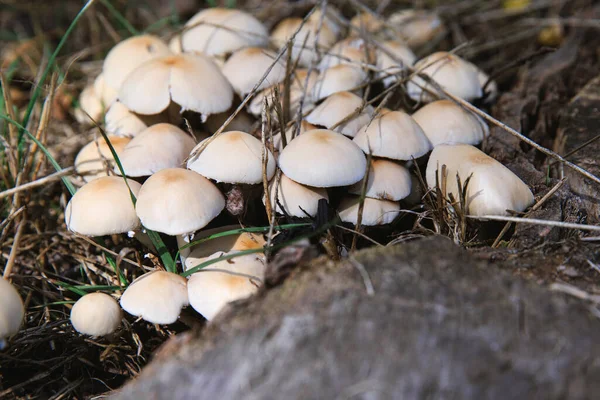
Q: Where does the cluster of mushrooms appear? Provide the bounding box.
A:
[1,6,536,340]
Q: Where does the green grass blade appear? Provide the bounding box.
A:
[105,251,128,286]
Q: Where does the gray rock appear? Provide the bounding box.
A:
[114,237,600,400]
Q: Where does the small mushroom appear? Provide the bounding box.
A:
[187,252,265,321]
[349,12,385,36]
[65,176,141,236]
[387,10,445,48]
[376,40,416,88]
[265,173,329,218]
[0,278,24,342]
[70,292,122,336]
[181,8,268,57]
[353,111,432,161]
[75,82,104,124]
[118,53,233,119]
[308,5,345,38]
[120,271,188,324]
[93,73,119,108]
[338,196,401,226]
[425,144,534,216]
[313,64,367,101]
[272,120,316,153]
[115,123,197,178]
[318,38,376,70]
[105,101,181,138]
[412,100,489,146]
[278,129,366,187]
[271,18,336,67]
[135,168,225,236]
[348,159,412,201]
[305,91,373,138]
[222,47,286,97]
[74,135,131,183]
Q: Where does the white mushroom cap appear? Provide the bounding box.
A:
[103,35,172,92]
[120,271,189,324]
[179,225,265,268]
[65,176,141,236]
[222,47,286,96]
[313,64,367,101]
[271,18,336,67]
[135,168,225,235]
[70,292,122,336]
[411,100,489,146]
[94,73,119,107]
[426,144,534,216]
[349,159,412,201]
[105,102,149,137]
[338,196,401,226]
[273,120,316,152]
[181,8,268,56]
[308,5,345,38]
[0,278,24,340]
[318,38,375,70]
[187,131,276,184]
[75,83,104,124]
[116,123,196,177]
[168,35,182,54]
[377,40,416,88]
[119,53,233,118]
[305,91,373,138]
[278,129,366,187]
[74,135,131,182]
[353,111,432,160]
[349,13,385,36]
[475,66,497,101]
[265,173,329,217]
[406,52,483,103]
[187,252,265,321]
[388,10,445,48]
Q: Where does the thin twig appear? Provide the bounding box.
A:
[468,215,600,232]
[0,167,74,201]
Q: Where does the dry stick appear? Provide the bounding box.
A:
[261,98,273,225]
[467,215,600,232]
[0,73,19,179]
[336,224,383,247]
[0,167,74,200]
[3,216,26,279]
[549,134,600,168]
[351,148,372,252]
[492,177,567,247]
[73,234,140,269]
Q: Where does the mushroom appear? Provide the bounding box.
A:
[93,73,119,108]
[105,101,181,138]
[181,8,268,57]
[376,40,416,88]
[387,10,445,48]
[135,168,225,236]
[318,37,376,70]
[118,53,233,119]
[305,91,374,138]
[411,100,489,146]
[348,159,412,201]
[120,271,188,324]
[313,64,367,101]
[272,120,316,153]
[406,52,483,103]
[353,111,432,160]
[115,123,197,178]
[75,82,104,124]
[70,292,122,336]
[278,129,366,187]
[103,35,172,95]
[187,252,265,321]
[265,173,329,218]
[74,135,131,183]
[222,47,286,97]
[65,176,141,236]
[425,144,534,216]
[308,5,345,38]
[187,131,276,184]
[0,278,24,342]
[349,12,385,36]
[271,18,336,67]
[338,196,401,226]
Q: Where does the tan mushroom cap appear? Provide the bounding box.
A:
[168,35,182,54]
[318,38,376,70]
[377,40,417,88]
[74,135,131,182]
[120,271,189,324]
[353,111,432,160]
[388,10,445,48]
[116,123,196,177]
[426,144,534,216]
[271,18,336,67]
[70,292,122,336]
[119,53,233,117]
[349,12,385,36]
[349,159,412,201]
[94,73,118,107]
[104,102,148,137]
[179,225,265,268]
[338,196,401,226]
[187,252,265,321]
[75,83,103,124]
[412,100,489,146]
[265,173,329,218]
[65,176,141,236]
[181,8,268,56]
[0,278,24,340]
[308,5,345,38]
[406,52,483,103]
[103,35,172,92]
[187,131,276,184]
[273,120,316,152]
[135,168,225,236]
[313,64,367,101]
[278,129,366,187]
[306,91,374,138]
[222,47,286,96]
